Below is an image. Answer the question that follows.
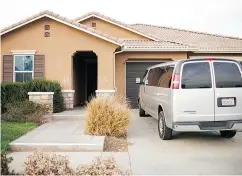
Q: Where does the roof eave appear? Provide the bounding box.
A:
[122,47,193,52]
[0,13,123,47]
[193,50,242,54]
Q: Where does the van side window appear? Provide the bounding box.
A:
[147,67,165,86]
[157,66,174,88]
[181,62,212,89]
[213,62,242,88]
[142,70,148,84]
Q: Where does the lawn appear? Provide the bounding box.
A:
[1,121,37,151]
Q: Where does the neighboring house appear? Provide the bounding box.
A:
[1,10,242,108]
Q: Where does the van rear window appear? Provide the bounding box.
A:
[213,62,242,88]
[181,62,212,89]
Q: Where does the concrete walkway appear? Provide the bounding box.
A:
[10,119,104,152]
[8,110,242,175]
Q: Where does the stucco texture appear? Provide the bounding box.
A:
[1,17,118,90]
[81,17,149,40]
[115,52,188,96]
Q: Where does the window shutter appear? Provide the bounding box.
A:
[34,55,45,78]
[3,55,13,82]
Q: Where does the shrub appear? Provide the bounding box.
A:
[1,82,28,113]
[25,79,65,113]
[1,152,15,175]
[84,96,131,137]
[76,156,130,175]
[3,100,49,124]
[1,79,65,113]
[24,151,74,175]
[24,151,130,176]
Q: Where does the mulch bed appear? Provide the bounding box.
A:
[103,136,128,152]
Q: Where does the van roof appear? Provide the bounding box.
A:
[147,58,240,70]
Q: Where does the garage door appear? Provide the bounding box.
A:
[126,62,162,108]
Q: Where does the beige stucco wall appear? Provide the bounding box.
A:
[115,52,188,96]
[80,17,149,40]
[1,17,118,90]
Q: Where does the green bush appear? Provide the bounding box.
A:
[1,82,28,113]
[1,79,65,113]
[3,100,49,124]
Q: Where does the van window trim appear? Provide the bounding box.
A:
[180,60,214,89]
[212,60,242,89]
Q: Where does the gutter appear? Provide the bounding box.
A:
[113,49,124,92]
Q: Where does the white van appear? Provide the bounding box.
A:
[137,58,242,140]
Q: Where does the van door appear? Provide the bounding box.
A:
[212,61,242,121]
[139,70,149,110]
[173,61,215,122]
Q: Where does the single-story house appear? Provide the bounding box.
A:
[1,10,242,108]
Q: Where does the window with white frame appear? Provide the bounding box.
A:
[14,55,34,82]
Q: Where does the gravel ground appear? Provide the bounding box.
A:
[103,136,128,152]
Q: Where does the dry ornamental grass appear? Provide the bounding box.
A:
[84,96,131,137]
[24,151,131,175]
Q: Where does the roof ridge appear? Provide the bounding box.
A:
[0,10,124,46]
[132,23,242,41]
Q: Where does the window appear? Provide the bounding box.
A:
[157,66,174,88]
[147,67,165,86]
[92,22,96,28]
[142,70,148,84]
[213,62,242,88]
[14,55,33,82]
[181,62,212,89]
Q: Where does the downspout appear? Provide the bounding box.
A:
[113,46,124,93]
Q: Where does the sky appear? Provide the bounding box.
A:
[0,0,242,37]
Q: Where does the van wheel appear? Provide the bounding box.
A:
[158,111,172,140]
[220,130,236,138]
[139,102,145,117]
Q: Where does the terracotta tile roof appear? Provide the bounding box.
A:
[74,12,159,41]
[131,24,242,52]
[0,10,124,46]
[122,40,194,51]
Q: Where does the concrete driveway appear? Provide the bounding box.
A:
[127,110,242,175]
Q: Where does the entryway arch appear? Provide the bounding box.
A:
[72,51,97,106]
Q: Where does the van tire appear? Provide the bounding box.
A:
[158,111,172,140]
[139,102,146,117]
[220,130,236,138]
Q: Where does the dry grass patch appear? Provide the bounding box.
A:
[104,136,128,152]
[24,151,74,175]
[84,96,131,137]
[24,151,130,175]
[76,156,130,175]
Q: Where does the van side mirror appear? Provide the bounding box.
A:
[136,77,141,84]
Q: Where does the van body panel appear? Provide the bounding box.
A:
[173,61,215,122]
[173,88,215,122]
[151,87,172,124]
